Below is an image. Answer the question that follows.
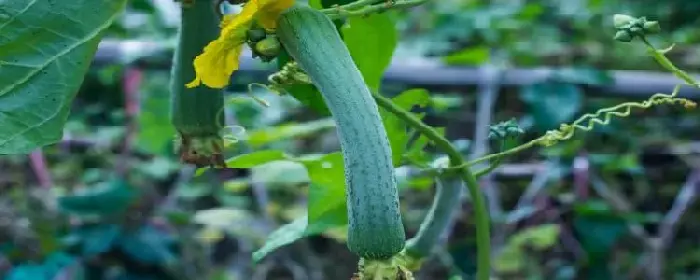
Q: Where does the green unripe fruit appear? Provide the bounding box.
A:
[254,35,281,59]
[247,28,267,43]
[277,4,406,260]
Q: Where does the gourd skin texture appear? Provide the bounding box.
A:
[276,5,406,260]
[170,0,225,166]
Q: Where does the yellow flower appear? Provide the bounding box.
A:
[186,0,294,89]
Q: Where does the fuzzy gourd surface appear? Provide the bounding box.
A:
[276,4,406,260]
[170,0,225,167]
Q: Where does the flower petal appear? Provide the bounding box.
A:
[187,2,259,89]
[257,0,294,30]
[187,39,243,89]
[221,2,257,40]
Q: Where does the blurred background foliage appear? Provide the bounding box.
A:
[2,0,700,279]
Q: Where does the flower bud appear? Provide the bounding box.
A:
[629,26,643,35]
[614,30,633,42]
[643,21,660,34]
[613,14,635,29]
[247,28,267,43]
[254,35,281,61]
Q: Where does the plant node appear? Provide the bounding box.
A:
[354,257,414,280]
[268,61,313,86]
[612,14,660,42]
[175,133,225,167]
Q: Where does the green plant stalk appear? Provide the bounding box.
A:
[468,140,538,167]
[170,0,226,167]
[371,92,491,280]
[320,0,380,12]
[640,37,698,87]
[405,177,462,258]
[322,0,430,19]
[468,36,699,168]
[468,86,692,167]
[416,155,503,179]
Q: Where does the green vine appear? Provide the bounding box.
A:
[370,91,492,280]
[469,85,695,167]
[469,16,698,168]
[321,0,431,19]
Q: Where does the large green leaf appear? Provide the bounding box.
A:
[571,200,628,279]
[253,152,350,262]
[309,0,323,9]
[224,150,290,168]
[405,127,445,166]
[574,214,626,280]
[0,0,128,154]
[5,264,46,280]
[58,178,138,216]
[252,208,346,263]
[494,224,561,274]
[42,252,77,279]
[196,150,293,176]
[342,13,398,91]
[510,224,561,250]
[118,226,175,265]
[574,216,627,256]
[137,72,175,155]
[244,118,336,148]
[253,215,308,262]
[75,224,122,257]
[380,89,431,166]
[301,153,347,224]
[442,46,491,65]
[251,160,310,185]
[519,82,583,131]
[281,84,330,116]
[193,208,252,229]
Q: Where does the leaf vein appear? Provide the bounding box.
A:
[0,2,123,98]
[0,0,38,32]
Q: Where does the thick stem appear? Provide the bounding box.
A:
[170,0,225,167]
[371,92,491,280]
[405,178,462,258]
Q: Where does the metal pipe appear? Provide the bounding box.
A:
[94,40,700,99]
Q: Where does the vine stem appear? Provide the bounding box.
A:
[639,37,699,87]
[371,92,491,280]
[467,35,698,168]
[468,139,539,167]
[321,0,380,12]
[322,0,430,19]
[468,84,692,167]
